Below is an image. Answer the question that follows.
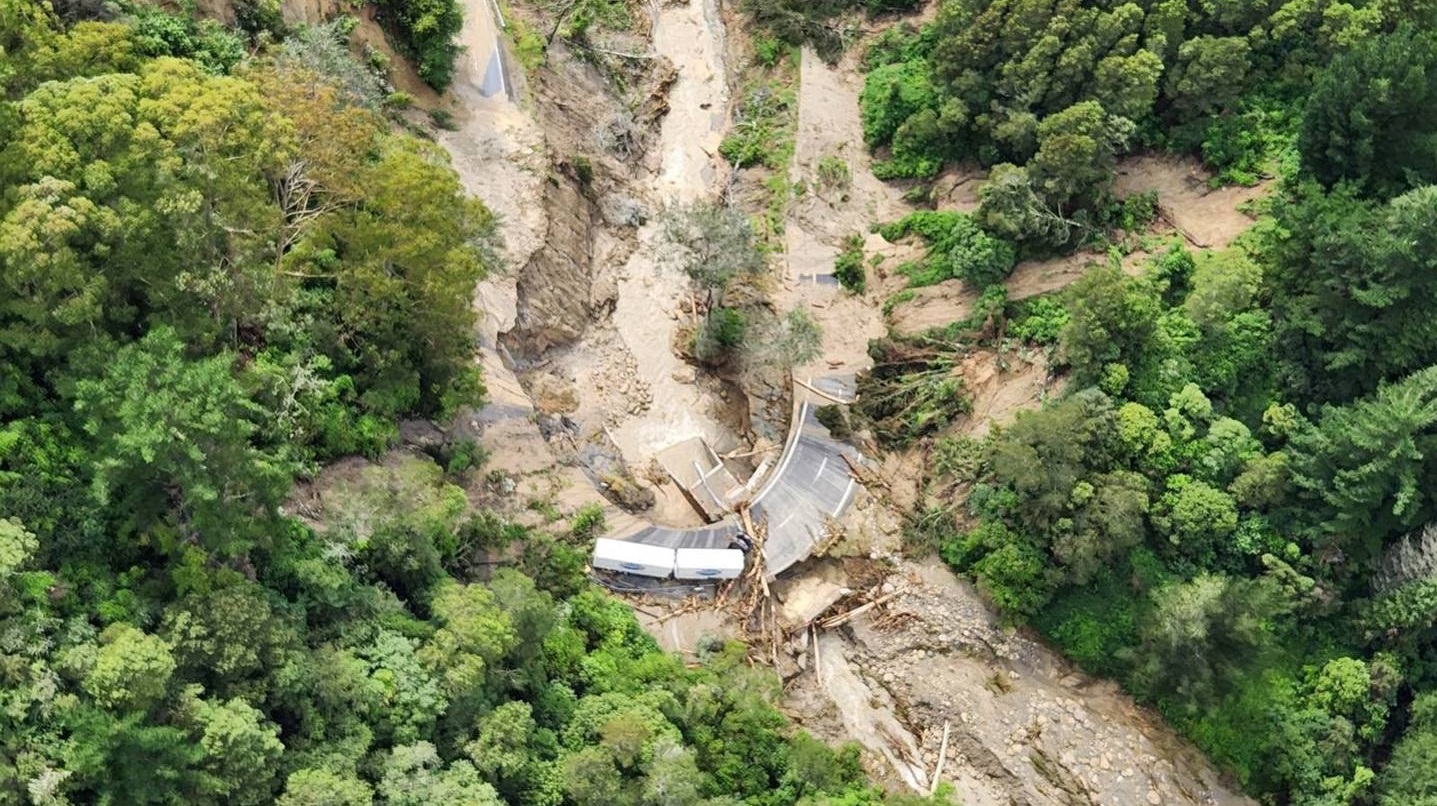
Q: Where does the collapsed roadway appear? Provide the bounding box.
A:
[591,375,866,584]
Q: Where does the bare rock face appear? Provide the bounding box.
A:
[501,174,597,357]
[528,373,580,415]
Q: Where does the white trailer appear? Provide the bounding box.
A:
[673,548,746,580]
[592,538,676,578]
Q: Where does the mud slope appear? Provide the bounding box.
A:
[773,46,1257,806]
[430,4,1259,804]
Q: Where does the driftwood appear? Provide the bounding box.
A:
[711,505,781,665]
[930,721,950,796]
[817,591,901,629]
[794,375,853,405]
[811,625,821,679]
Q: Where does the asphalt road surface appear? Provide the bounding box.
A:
[601,376,864,578]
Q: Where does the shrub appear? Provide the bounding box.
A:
[376,0,463,92]
[385,91,416,110]
[814,405,852,438]
[753,35,786,67]
[871,154,942,180]
[859,60,935,148]
[569,503,606,540]
[694,308,749,362]
[834,233,866,293]
[132,9,247,73]
[429,108,458,130]
[881,211,1016,289]
[739,0,857,63]
[816,154,852,190]
[865,0,922,13]
[710,308,748,348]
[1102,190,1159,233]
[234,0,284,37]
[280,19,389,110]
[1033,573,1141,678]
[442,438,489,476]
[719,84,795,170]
[572,156,595,188]
[1010,296,1070,345]
[941,522,1052,619]
[511,18,547,70]
[862,23,928,70]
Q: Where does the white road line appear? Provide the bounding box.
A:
[493,47,509,99]
[752,400,808,506]
[813,456,828,482]
[833,477,856,517]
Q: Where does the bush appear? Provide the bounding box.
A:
[572,155,595,188]
[864,0,922,13]
[862,23,928,70]
[834,233,866,294]
[740,0,857,63]
[881,211,1016,289]
[815,404,852,438]
[376,0,463,91]
[1201,111,1271,186]
[816,153,852,192]
[1010,296,1070,345]
[720,84,795,170]
[859,60,935,148]
[1033,573,1141,678]
[569,503,606,540]
[385,91,415,110]
[442,438,489,476]
[280,19,389,110]
[1105,190,1160,233]
[870,153,941,180]
[132,9,247,73]
[694,308,749,362]
[753,35,786,67]
[710,308,748,348]
[511,18,547,70]
[233,0,284,38]
[428,108,458,130]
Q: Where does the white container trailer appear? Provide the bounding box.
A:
[673,548,746,580]
[592,538,676,577]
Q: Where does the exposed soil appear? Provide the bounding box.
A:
[784,46,913,288]
[884,244,1157,337]
[957,349,1055,437]
[1115,155,1270,249]
[782,558,1255,806]
[435,0,559,505]
[425,3,1268,803]
[352,7,443,106]
[877,154,1268,339]
[742,38,1261,806]
[538,0,751,475]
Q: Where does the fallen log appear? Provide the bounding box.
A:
[817,591,901,629]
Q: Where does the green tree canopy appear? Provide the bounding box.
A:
[1299,26,1437,198]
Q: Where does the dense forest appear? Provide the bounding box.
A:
[826,2,1437,805]
[11,0,1437,802]
[0,3,936,805]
